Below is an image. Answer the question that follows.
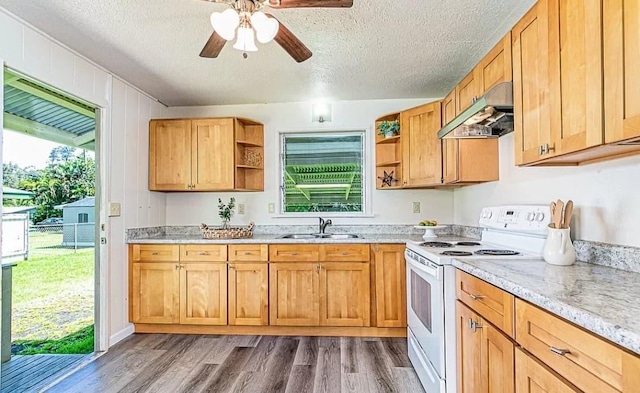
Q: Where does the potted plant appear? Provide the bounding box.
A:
[218,197,236,229]
[377,120,400,138]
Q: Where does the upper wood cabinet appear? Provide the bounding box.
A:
[513,0,640,166]
[456,70,481,115]
[149,117,264,192]
[477,32,513,95]
[401,101,443,187]
[374,112,403,190]
[604,0,640,144]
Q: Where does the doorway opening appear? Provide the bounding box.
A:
[1,68,100,392]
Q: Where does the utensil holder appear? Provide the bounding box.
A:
[543,226,576,266]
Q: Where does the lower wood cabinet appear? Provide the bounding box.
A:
[131,262,180,324]
[319,262,370,327]
[179,263,227,325]
[131,260,227,326]
[269,263,319,326]
[515,348,579,392]
[456,300,515,393]
[372,244,406,328]
[228,263,268,326]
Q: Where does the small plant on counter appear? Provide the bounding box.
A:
[218,197,236,229]
[377,120,400,138]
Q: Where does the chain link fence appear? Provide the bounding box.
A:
[28,223,95,257]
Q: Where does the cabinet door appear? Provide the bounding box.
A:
[512,1,552,165]
[131,262,180,324]
[401,102,443,187]
[548,0,603,156]
[149,120,192,191]
[478,33,513,95]
[269,263,319,326]
[457,301,483,393]
[319,262,370,327]
[191,118,235,190]
[515,348,579,393]
[604,0,640,143]
[179,263,227,325]
[456,69,481,115]
[441,89,460,184]
[482,322,515,393]
[228,263,268,326]
[372,244,406,328]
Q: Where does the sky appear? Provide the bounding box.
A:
[2,129,94,169]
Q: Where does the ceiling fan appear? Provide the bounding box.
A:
[200,0,353,63]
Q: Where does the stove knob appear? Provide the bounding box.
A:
[526,212,535,221]
[535,212,545,222]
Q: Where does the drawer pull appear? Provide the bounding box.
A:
[469,294,485,300]
[342,252,349,256]
[244,252,252,256]
[152,252,159,256]
[550,347,571,356]
[199,252,209,256]
[291,252,298,256]
[468,318,483,332]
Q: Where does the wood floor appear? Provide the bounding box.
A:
[1,354,91,393]
[46,334,425,393]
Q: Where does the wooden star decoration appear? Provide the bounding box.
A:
[378,170,398,187]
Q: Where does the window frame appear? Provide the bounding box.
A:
[77,212,89,223]
[277,129,372,218]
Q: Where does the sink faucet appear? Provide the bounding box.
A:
[319,217,332,233]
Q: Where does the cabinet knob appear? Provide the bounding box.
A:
[175,264,180,270]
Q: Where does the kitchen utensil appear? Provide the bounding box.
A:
[553,200,564,229]
[549,202,557,228]
[562,200,573,229]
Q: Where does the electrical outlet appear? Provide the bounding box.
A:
[108,202,121,217]
[268,203,275,214]
[412,202,421,214]
[238,203,245,215]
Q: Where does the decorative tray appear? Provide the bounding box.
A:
[200,222,255,239]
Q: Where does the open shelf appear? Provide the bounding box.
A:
[376,160,402,167]
[236,140,263,147]
[376,135,401,145]
[236,164,262,169]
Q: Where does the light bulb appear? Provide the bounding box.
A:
[252,12,279,44]
[233,27,258,52]
[211,9,239,41]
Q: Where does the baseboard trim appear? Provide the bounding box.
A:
[133,324,407,337]
[109,323,135,346]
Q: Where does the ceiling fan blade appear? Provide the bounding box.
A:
[268,0,353,8]
[268,15,312,62]
[200,32,226,58]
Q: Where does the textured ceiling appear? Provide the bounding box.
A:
[0,0,536,106]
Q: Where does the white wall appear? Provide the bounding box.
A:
[0,8,167,346]
[454,133,640,247]
[164,101,455,226]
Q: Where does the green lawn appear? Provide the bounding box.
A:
[11,231,95,354]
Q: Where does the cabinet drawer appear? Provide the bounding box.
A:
[228,244,268,261]
[456,270,514,337]
[131,244,179,261]
[319,245,370,262]
[269,245,319,262]
[179,245,227,262]
[516,299,640,393]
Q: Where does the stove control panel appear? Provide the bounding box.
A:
[479,205,550,234]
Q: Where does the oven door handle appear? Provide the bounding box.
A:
[405,250,439,278]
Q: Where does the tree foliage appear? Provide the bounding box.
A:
[3,147,95,222]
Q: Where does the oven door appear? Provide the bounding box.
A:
[406,250,445,378]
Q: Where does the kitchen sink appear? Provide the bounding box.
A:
[279,234,318,239]
[279,233,362,239]
[315,234,361,239]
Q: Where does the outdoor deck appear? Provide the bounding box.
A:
[1,354,92,392]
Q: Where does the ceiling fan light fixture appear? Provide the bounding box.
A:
[233,26,259,52]
[251,11,279,44]
[211,9,240,41]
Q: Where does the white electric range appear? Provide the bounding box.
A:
[406,205,550,393]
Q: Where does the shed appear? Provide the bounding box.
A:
[2,207,36,261]
[55,197,95,247]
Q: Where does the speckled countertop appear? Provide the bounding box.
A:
[126,233,476,244]
[452,258,640,355]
